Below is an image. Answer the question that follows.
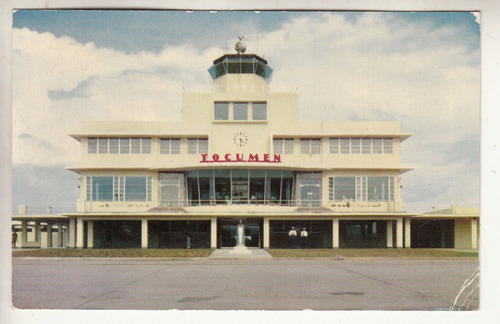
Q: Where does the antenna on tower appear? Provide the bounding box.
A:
[257,26,259,54]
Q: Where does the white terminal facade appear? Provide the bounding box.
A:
[14,44,479,250]
[65,48,416,250]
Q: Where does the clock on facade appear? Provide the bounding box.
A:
[233,132,248,147]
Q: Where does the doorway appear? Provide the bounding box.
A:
[217,218,262,248]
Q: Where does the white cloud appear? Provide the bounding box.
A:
[12,28,216,165]
[12,12,480,212]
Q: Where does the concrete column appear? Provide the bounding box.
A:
[21,221,28,245]
[404,218,411,248]
[47,224,53,248]
[396,218,403,248]
[263,218,270,248]
[68,218,76,248]
[333,219,339,248]
[76,218,84,248]
[141,219,148,248]
[471,218,478,249]
[58,224,64,247]
[34,221,41,242]
[210,218,217,248]
[386,220,393,248]
[87,221,94,249]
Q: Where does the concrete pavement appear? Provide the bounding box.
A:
[12,258,479,310]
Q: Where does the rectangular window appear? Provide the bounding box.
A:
[125,177,148,201]
[141,138,151,154]
[86,176,92,201]
[389,177,394,201]
[120,138,130,154]
[351,138,361,154]
[131,138,141,154]
[233,102,248,120]
[160,138,181,154]
[340,138,350,154]
[334,177,356,201]
[362,138,372,154]
[91,176,113,201]
[329,138,339,154]
[328,177,334,201]
[188,138,208,154]
[88,138,97,154]
[356,176,367,201]
[252,102,267,120]
[368,177,388,201]
[274,139,294,154]
[113,177,120,201]
[300,139,321,154]
[87,176,152,202]
[373,138,383,154]
[214,102,229,120]
[273,139,283,154]
[98,138,108,154]
[198,139,208,154]
[109,138,119,154]
[383,138,393,154]
[299,178,321,207]
[310,139,321,154]
[284,139,294,154]
[146,176,152,201]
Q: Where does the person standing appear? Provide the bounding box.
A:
[300,228,308,248]
[12,231,18,248]
[288,226,297,248]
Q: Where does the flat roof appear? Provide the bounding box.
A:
[213,54,268,65]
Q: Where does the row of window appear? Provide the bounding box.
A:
[88,138,208,155]
[88,138,152,154]
[328,176,395,202]
[88,137,393,156]
[214,102,267,121]
[329,138,393,154]
[85,174,395,204]
[274,138,394,155]
[86,176,153,202]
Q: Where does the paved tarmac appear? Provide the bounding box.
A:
[12,258,479,311]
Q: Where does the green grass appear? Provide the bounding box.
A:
[265,248,479,258]
[12,248,478,258]
[12,248,215,258]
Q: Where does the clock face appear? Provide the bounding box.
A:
[233,132,248,147]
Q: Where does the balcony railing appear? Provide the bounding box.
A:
[161,199,320,208]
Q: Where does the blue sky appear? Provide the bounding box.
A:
[13,10,479,54]
[11,10,480,213]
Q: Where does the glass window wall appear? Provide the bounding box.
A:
[331,176,394,202]
[91,177,114,201]
[186,169,294,206]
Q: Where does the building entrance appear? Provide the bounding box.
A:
[217,218,262,248]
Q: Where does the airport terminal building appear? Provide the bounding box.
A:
[12,43,479,250]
